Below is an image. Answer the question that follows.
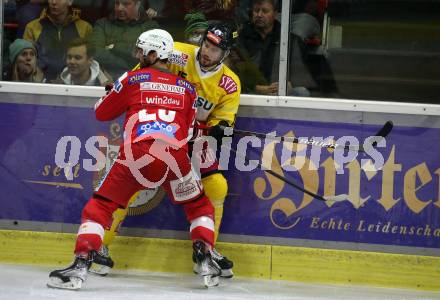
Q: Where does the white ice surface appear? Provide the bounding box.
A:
[1,263,440,300]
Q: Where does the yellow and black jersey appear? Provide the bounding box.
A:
[168,42,240,127]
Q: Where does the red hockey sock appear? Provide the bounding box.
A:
[74,197,120,256]
[184,195,215,248]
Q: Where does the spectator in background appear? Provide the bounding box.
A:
[16,0,45,38]
[237,0,310,96]
[290,0,338,96]
[234,0,252,26]
[225,46,267,94]
[143,0,165,19]
[88,0,159,79]
[237,0,280,95]
[183,11,209,44]
[144,0,185,21]
[23,0,92,81]
[52,38,112,86]
[291,0,320,43]
[187,0,236,21]
[148,0,236,22]
[7,38,46,82]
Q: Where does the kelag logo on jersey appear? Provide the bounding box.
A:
[128,72,151,85]
[168,52,189,67]
[176,78,195,95]
[219,75,237,94]
[137,121,177,138]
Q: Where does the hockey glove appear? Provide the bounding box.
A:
[190,121,208,142]
[209,121,230,146]
[105,83,114,95]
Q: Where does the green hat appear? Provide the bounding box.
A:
[9,39,36,63]
[184,11,209,38]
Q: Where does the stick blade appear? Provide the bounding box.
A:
[323,194,348,202]
[376,121,394,138]
[371,120,393,147]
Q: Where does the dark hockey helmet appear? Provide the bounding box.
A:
[203,22,238,51]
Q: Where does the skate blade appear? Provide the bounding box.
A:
[203,275,219,288]
[194,263,233,279]
[220,268,234,279]
[88,264,111,276]
[47,276,83,290]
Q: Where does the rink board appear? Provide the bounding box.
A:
[1,102,440,249]
[1,98,440,290]
[1,230,440,291]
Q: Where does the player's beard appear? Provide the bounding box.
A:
[199,56,214,69]
[140,56,155,68]
[197,51,221,71]
[140,60,153,68]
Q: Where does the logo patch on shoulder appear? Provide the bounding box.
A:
[168,51,189,67]
[114,80,123,93]
[113,72,128,93]
[176,78,196,95]
[219,75,237,94]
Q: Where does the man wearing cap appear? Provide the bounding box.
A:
[183,11,209,45]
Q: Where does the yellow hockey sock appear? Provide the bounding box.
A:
[102,192,139,246]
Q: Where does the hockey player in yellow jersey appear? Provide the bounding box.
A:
[91,22,241,278]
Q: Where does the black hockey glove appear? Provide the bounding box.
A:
[209,121,230,146]
[105,83,114,95]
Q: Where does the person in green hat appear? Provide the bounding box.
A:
[184,11,209,45]
[8,38,45,83]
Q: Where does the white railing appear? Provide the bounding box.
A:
[1,81,439,116]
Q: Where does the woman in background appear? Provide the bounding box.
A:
[8,38,45,83]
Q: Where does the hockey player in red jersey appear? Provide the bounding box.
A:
[93,22,240,279]
[47,29,221,290]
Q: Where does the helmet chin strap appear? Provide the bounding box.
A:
[219,49,230,64]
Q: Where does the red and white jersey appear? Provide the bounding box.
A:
[95,67,197,148]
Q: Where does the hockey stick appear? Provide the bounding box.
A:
[220,120,394,153]
[226,146,347,203]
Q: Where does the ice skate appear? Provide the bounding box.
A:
[89,245,114,276]
[193,247,234,278]
[193,241,221,288]
[47,255,92,290]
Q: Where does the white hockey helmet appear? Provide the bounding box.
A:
[135,29,174,60]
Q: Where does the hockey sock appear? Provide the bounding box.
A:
[75,197,120,255]
[75,221,105,256]
[184,195,215,248]
[213,202,224,243]
[102,192,138,246]
[190,216,215,249]
[201,174,227,244]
